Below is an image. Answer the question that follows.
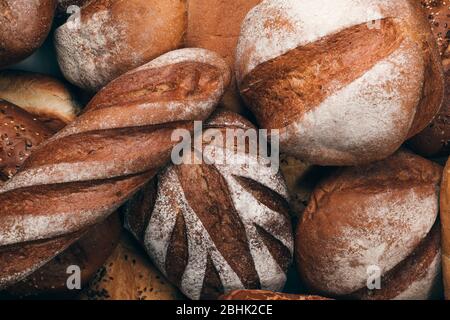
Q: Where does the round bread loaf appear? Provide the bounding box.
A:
[442,158,450,300]
[296,150,443,299]
[220,289,331,300]
[125,111,293,300]
[185,0,262,113]
[54,0,187,92]
[236,0,444,166]
[0,0,57,68]
[0,70,80,131]
[409,0,450,157]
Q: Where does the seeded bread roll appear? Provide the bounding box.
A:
[409,0,450,157]
[125,111,293,300]
[0,71,80,131]
[236,0,444,166]
[296,150,443,300]
[0,0,57,68]
[54,0,187,92]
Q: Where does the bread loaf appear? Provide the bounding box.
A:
[0,0,57,68]
[220,290,331,300]
[55,0,187,92]
[442,158,450,299]
[125,111,293,300]
[185,0,262,113]
[236,0,444,165]
[409,0,450,157]
[296,150,443,300]
[0,100,121,297]
[80,233,184,300]
[0,48,230,290]
[0,70,80,131]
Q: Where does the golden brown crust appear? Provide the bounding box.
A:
[296,150,443,299]
[185,0,262,113]
[219,290,331,300]
[55,0,187,92]
[409,0,450,156]
[0,70,81,131]
[0,0,57,68]
[442,159,450,300]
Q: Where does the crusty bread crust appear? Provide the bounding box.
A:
[220,289,331,300]
[442,159,450,300]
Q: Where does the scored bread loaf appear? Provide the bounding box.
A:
[220,290,331,300]
[0,70,80,131]
[296,150,443,300]
[236,0,444,165]
[0,100,121,297]
[55,0,187,92]
[0,0,57,68]
[0,48,230,290]
[125,111,293,300]
[442,158,450,300]
[409,0,450,157]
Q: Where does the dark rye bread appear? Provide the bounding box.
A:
[296,150,443,300]
[0,48,230,289]
[409,0,450,157]
[236,0,444,166]
[124,111,293,300]
[0,0,57,68]
[219,289,331,300]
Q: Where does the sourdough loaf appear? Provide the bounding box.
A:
[54,0,187,92]
[236,0,444,165]
[125,111,293,300]
[296,150,443,299]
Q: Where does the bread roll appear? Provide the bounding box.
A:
[54,0,186,92]
[0,101,53,180]
[0,0,57,68]
[185,0,261,113]
[0,71,80,131]
[125,111,293,300]
[409,0,450,157]
[220,290,331,300]
[296,150,443,299]
[80,233,184,300]
[442,158,450,299]
[236,0,444,166]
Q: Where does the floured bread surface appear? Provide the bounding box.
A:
[54,0,186,91]
[125,111,293,300]
[296,150,443,298]
[236,0,444,165]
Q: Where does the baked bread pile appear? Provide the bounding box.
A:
[0,0,449,300]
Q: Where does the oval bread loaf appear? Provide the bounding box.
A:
[125,111,294,300]
[236,0,444,165]
[296,150,443,299]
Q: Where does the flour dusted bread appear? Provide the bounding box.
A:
[55,0,186,92]
[236,0,444,165]
[0,71,80,131]
[296,150,443,299]
[409,0,450,157]
[0,0,57,68]
[125,111,293,300]
[442,158,450,299]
